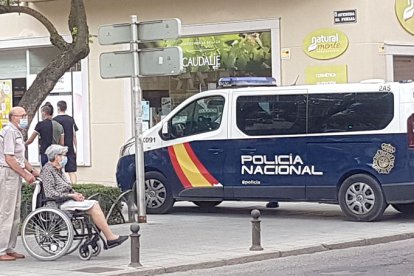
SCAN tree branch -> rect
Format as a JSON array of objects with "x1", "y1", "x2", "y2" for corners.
[
  {"x1": 19, "y1": 51, "x2": 77, "y2": 118},
  {"x1": 0, "y1": 5, "x2": 69, "y2": 51},
  {"x1": 68, "y1": 0, "x2": 89, "y2": 54}
]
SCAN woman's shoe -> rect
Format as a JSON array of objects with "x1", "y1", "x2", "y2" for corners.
[{"x1": 106, "y1": 235, "x2": 128, "y2": 249}]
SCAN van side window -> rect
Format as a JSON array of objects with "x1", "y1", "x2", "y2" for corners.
[
  {"x1": 168, "y1": 96, "x2": 225, "y2": 139},
  {"x1": 236, "y1": 95, "x2": 307, "y2": 135},
  {"x1": 308, "y1": 92, "x2": 394, "y2": 133},
  {"x1": 237, "y1": 92, "x2": 394, "y2": 136}
]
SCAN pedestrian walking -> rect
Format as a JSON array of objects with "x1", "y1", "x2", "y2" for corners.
[
  {"x1": 26, "y1": 103, "x2": 64, "y2": 166},
  {"x1": 0, "y1": 107, "x2": 39, "y2": 261},
  {"x1": 54, "y1": 100, "x2": 78, "y2": 183}
]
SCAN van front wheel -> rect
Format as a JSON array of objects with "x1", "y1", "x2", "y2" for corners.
[
  {"x1": 338, "y1": 174, "x2": 387, "y2": 221},
  {"x1": 130, "y1": 172, "x2": 174, "y2": 214},
  {"x1": 145, "y1": 172, "x2": 174, "y2": 214}
]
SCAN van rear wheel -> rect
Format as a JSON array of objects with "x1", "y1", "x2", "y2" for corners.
[
  {"x1": 392, "y1": 203, "x2": 414, "y2": 214},
  {"x1": 338, "y1": 174, "x2": 387, "y2": 221}
]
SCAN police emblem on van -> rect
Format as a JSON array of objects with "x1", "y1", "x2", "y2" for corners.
[{"x1": 372, "y1": 143, "x2": 396, "y2": 174}]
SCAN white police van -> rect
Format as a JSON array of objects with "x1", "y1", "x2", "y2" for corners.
[{"x1": 116, "y1": 77, "x2": 414, "y2": 221}]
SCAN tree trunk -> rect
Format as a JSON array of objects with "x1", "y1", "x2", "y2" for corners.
[{"x1": 0, "y1": 0, "x2": 90, "y2": 127}]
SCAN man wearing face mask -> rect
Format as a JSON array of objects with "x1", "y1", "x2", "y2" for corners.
[{"x1": 0, "y1": 107, "x2": 39, "y2": 261}]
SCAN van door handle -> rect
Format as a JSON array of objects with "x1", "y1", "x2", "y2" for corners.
[
  {"x1": 208, "y1": 148, "x2": 223, "y2": 155},
  {"x1": 241, "y1": 148, "x2": 257, "y2": 153}
]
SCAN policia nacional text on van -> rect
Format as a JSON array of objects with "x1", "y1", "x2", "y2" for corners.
[{"x1": 116, "y1": 77, "x2": 414, "y2": 221}]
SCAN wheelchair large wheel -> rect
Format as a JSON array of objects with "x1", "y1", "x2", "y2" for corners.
[{"x1": 21, "y1": 208, "x2": 74, "y2": 261}]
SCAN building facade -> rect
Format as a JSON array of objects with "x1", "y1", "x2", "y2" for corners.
[{"x1": 0, "y1": 0, "x2": 412, "y2": 185}]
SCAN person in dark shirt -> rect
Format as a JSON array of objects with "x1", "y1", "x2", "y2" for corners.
[
  {"x1": 26, "y1": 103, "x2": 64, "y2": 166},
  {"x1": 54, "y1": 100, "x2": 79, "y2": 184}
]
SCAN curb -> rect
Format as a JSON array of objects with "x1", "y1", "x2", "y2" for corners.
[{"x1": 108, "y1": 232, "x2": 414, "y2": 276}]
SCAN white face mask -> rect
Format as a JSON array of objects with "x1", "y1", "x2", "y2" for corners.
[
  {"x1": 18, "y1": 118, "x2": 29, "y2": 129},
  {"x1": 59, "y1": 156, "x2": 68, "y2": 168}
]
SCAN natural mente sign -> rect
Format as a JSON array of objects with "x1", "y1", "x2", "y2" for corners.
[
  {"x1": 303, "y1": 28, "x2": 349, "y2": 60},
  {"x1": 145, "y1": 32, "x2": 272, "y2": 74},
  {"x1": 395, "y1": 0, "x2": 414, "y2": 35},
  {"x1": 305, "y1": 65, "x2": 348, "y2": 85}
]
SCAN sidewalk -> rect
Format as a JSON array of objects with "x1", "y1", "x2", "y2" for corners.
[{"x1": 2, "y1": 202, "x2": 414, "y2": 276}]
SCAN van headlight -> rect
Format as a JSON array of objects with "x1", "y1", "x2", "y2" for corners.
[{"x1": 119, "y1": 139, "x2": 135, "y2": 158}]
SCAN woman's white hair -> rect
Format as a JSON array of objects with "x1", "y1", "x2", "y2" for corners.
[{"x1": 45, "y1": 144, "x2": 68, "y2": 161}]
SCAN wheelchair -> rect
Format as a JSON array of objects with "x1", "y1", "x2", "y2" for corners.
[{"x1": 21, "y1": 180, "x2": 107, "y2": 261}]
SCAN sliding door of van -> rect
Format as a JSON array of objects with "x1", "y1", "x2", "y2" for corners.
[{"x1": 229, "y1": 92, "x2": 308, "y2": 200}]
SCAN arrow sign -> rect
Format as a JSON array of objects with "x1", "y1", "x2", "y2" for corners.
[
  {"x1": 98, "y1": 19, "x2": 181, "y2": 45},
  {"x1": 100, "y1": 47, "x2": 183, "y2": 78}
]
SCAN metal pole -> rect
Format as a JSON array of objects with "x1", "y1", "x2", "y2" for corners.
[{"x1": 131, "y1": 15, "x2": 147, "y2": 223}]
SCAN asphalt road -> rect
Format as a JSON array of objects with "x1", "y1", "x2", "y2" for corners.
[{"x1": 165, "y1": 238, "x2": 414, "y2": 276}]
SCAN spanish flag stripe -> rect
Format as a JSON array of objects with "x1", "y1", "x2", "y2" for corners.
[
  {"x1": 183, "y1": 142, "x2": 218, "y2": 185},
  {"x1": 168, "y1": 146, "x2": 192, "y2": 189},
  {"x1": 173, "y1": 144, "x2": 211, "y2": 187}
]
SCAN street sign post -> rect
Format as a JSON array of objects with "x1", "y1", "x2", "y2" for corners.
[{"x1": 98, "y1": 16, "x2": 182, "y2": 223}]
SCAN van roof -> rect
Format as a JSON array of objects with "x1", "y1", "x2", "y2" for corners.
[{"x1": 204, "y1": 80, "x2": 414, "y2": 96}]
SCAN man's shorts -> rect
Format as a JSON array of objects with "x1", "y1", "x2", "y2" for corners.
[{"x1": 65, "y1": 152, "x2": 77, "y2": 173}]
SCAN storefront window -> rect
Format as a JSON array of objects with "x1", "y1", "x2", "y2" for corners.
[
  {"x1": 141, "y1": 31, "x2": 272, "y2": 126},
  {"x1": 0, "y1": 45, "x2": 90, "y2": 166}
]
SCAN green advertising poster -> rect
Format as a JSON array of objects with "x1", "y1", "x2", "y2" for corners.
[
  {"x1": 144, "y1": 32, "x2": 272, "y2": 75},
  {"x1": 305, "y1": 65, "x2": 348, "y2": 84}
]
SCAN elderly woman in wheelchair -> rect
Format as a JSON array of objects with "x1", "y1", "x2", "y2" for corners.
[{"x1": 21, "y1": 145, "x2": 127, "y2": 261}]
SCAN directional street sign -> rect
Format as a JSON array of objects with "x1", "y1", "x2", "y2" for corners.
[
  {"x1": 139, "y1": 47, "x2": 183, "y2": 76},
  {"x1": 137, "y1": 19, "x2": 181, "y2": 42},
  {"x1": 100, "y1": 51, "x2": 133, "y2": 79},
  {"x1": 98, "y1": 23, "x2": 131, "y2": 45},
  {"x1": 98, "y1": 19, "x2": 181, "y2": 45},
  {"x1": 100, "y1": 47, "x2": 183, "y2": 79}
]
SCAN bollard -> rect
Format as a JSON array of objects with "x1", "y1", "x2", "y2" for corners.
[
  {"x1": 250, "y1": 209, "x2": 263, "y2": 251},
  {"x1": 129, "y1": 223, "x2": 142, "y2": 267}
]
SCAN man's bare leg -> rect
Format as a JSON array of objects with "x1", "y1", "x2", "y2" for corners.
[{"x1": 69, "y1": 172, "x2": 77, "y2": 184}]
